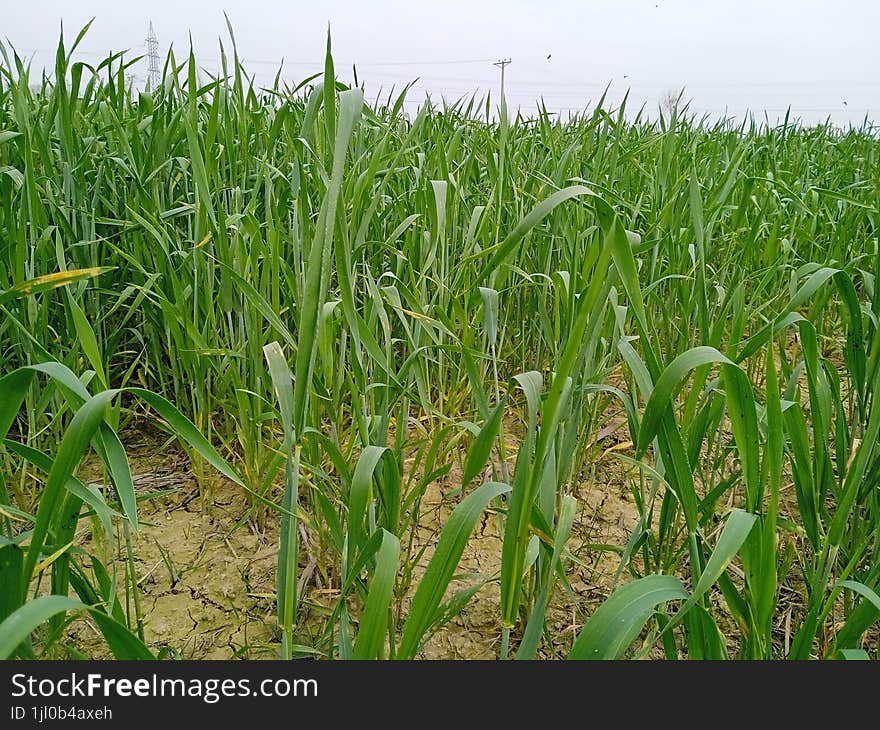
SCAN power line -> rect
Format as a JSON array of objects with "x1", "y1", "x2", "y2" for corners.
[
  {"x1": 353, "y1": 57, "x2": 497, "y2": 67},
  {"x1": 5, "y1": 41, "x2": 874, "y2": 120},
  {"x1": 238, "y1": 56, "x2": 498, "y2": 67},
  {"x1": 9, "y1": 44, "x2": 880, "y2": 90}
]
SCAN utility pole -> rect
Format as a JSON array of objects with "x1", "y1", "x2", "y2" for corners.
[
  {"x1": 493, "y1": 57, "x2": 512, "y2": 103},
  {"x1": 145, "y1": 22, "x2": 161, "y2": 90}
]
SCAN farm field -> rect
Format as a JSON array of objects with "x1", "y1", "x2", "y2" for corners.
[{"x1": 1, "y1": 29, "x2": 879, "y2": 660}]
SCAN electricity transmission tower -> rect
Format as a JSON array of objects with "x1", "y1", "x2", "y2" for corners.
[{"x1": 145, "y1": 22, "x2": 161, "y2": 89}]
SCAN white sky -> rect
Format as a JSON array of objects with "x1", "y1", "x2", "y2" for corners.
[{"x1": 4, "y1": 0, "x2": 878, "y2": 125}]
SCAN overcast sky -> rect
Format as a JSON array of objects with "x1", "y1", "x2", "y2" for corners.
[{"x1": 4, "y1": 0, "x2": 878, "y2": 125}]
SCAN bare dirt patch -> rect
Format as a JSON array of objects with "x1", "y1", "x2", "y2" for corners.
[
  {"x1": 70, "y1": 434, "x2": 279, "y2": 659},
  {"x1": 66, "y1": 426, "x2": 644, "y2": 660}
]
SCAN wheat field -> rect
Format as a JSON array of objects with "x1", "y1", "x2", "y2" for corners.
[{"x1": 1, "y1": 25, "x2": 879, "y2": 660}]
